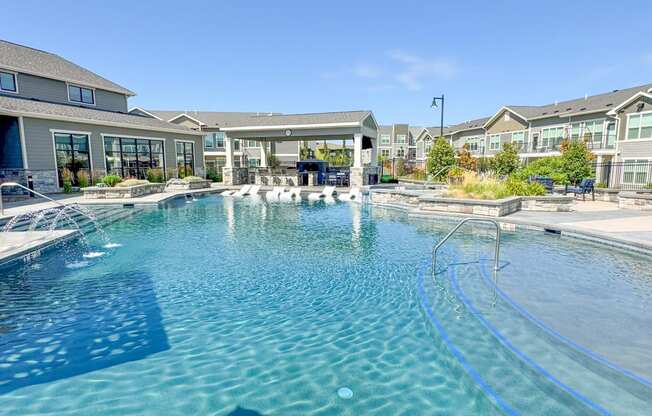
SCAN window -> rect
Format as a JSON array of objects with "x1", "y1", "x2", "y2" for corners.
[
  {"x1": 583, "y1": 120, "x2": 604, "y2": 145},
  {"x1": 570, "y1": 123, "x2": 581, "y2": 140},
  {"x1": 489, "y1": 134, "x2": 501, "y2": 151},
  {"x1": 54, "y1": 133, "x2": 90, "y2": 187},
  {"x1": 176, "y1": 141, "x2": 195, "y2": 177},
  {"x1": 627, "y1": 113, "x2": 652, "y2": 140},
  {"x1": 466, "y1": 139, "x2": 479, "y2": 151},
  {"x1": 0, "y1": 71, "x2": 17, "y2": 93},
  {"x1": 214, "y1": 132, "x2": 225, "y2": 148},
  {"x1": 248, "y1": 158, "x2": 260, "y2": 167},
  {"x1": 380, "y1": 134, "x2": 391, "y2": 145},
  {"x1": 204, "y1": 134, "x2": 215, "y2": 149},
  {"x1": 396, "y1": 148, "x2": 405, "y2": 158},
  {"x1": 233, "y1": 139, "x2": 240, "y2": 151},
  {"x1": 68, "y1": 84, "x2": 95, "y2": 104},
  {"x1": 408, "y1": 148, "x2": 416, "y2": 159},
  {"x1": 511, "y1": 131, "x2": 525, "y2": 151},
  {"x1": 622, "y1": 160, "x2": 650, "y2": 185},
  {"x1": 104, "y1": 136, "x2": 165, "y2": 179},
  {"x1": 245, "y1": 140, "x2": 258, "y2": 148},
  {"x1": 541, "y1": 127, "x2": 565, "y2": 149},
  {"x1": 380, "y1": 148, "x2": 391, "y2": 158},
  {"x1": 606, "y1": 122, "x2": 616, "y2": 148},
  {"x1": 395, "y1": 134, "x2": 407, "y2": 144}
]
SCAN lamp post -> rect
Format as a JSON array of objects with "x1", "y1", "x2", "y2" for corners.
[{"x1": 431, "y1": 94, "x2": 445, "y2": 138}]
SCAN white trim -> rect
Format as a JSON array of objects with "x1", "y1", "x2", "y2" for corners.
[
  {"x1": 273, "y1": 153, "x2": 299, "y2": 157},
  {"x1": 100, "y1": 134, "x2": 167, "y2": 175},
  {"x1": 0, "y1": 107, "x2": 204, "y2": 136},
  {"x1": 620, "y1": 157, "x2": 652, "y2": 186},
  {"x1": 50, "y1": 130, "x2": 94, "y2": 189},
  {"x1": 624, "y1": 110, "x2": 652, "y2": 141},
  {"x1": 17, "y1": 116, "x2": 28, "y2": 168},
  {"x1": 220, "y1": 121, "x2": 361, "y2": 132},
  {"x1": 0, "y1": 63, "x2": 135, "y2": 96},
  {"x1": 66, "y1": 82, "x2": 96, "y2": 106},
  {"x1": 128, "y1": 107, "x2": 163, "y2": 120},
  {"x1": 168, "y1": 113, "x2": 206, "y2": 126},
  {"x1": 0, "y1": 69, "x2": 19, "y2": 94},
  {"x1": 607, "y1": 92, "x2": 652, "y2": 115}
]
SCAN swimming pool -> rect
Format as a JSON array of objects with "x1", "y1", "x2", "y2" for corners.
[{"x1": 0, "y1": 196, "x2": 650, "y2": 415}]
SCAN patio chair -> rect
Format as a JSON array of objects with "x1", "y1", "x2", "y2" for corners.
[
  {"x1": 529, "y1": 176, "x2": 554, "y2": 193},
  {"x1": 567, "y1": 178, "x2": 595, "y2": 201},
  {"x1": 222, "y1": 184, "x2": 250, "y2": 197},
  {"x1": 265, "y1": 186, "x2": 285, "y2": 201},
  {"x1": 308, "y1": 186, "x2": 336, "y2": 201},
  {"x1": 338, "y1": 187, "x2": 362, "y2": 202},
  {"x1": 279, "y1": 187, "x2": 302, "y2": 202}
]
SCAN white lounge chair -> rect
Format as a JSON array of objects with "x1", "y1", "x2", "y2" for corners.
[
  {"x1": 338, "y1": 187, "x2": 362, "y2": 202},
  {"x1": 243, "y1": 185, "x2": 260, "y2": 196},
  {"x1": 265, "y1": 186, "x2": 285, "y2": 201},
  {"x1": 222, "y1": 185, "x2": 250, "y2": 197},
  {"x1": 308, "y1": 186, "x2": 336, "y2": 201},
  {"x1": 279, "y1": 187, "x2": 302, "y2": 202}
]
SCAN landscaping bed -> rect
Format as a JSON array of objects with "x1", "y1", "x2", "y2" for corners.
[
  {"x1": 82, "y1": 183, "x2": 165, "y2": 199},
  {"x1": 166, "y1": 178, "x2": 212, "y2": 190}
]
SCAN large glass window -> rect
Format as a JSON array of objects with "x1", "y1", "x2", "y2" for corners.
[
  {"x1": 68, "y1": 84, "x2": 95, "y2": 104},
  {"x1": 104, "y1": 136, "x2": 165, "y2": 179},
  {"x1": 380, "y1": 134, "x2": 391, "y2": 145},
  {"x1": 54, "y1": 133, "x2": 90, "y2": 187},
  {"x1": 176, "y1": 141, "x2": 194, "y2": 177},
  {"x1": 623, "y1": 160, "x2": 650, "y2": 185},
  {"x1": 380, "y1": 148, "x2": 391, "y2": 158},
  {"x1": 0, "y1": 71, "x2": 17, "y2": 92},
  {"x1": 583, "y1": 120, "x2": 604, "y2": 146},
  {"x1": 541, "y1": 127, "x2": 565, "y2": 149},
  {"x1": 395, "y1": 134, "x2": 407, "y2": 144},
  {"x1": 627, "y1": 113, "x2": 652, "y2": 140},
  {"x1": 489, "y1": 134, "x2": 500, "y2": 151}
]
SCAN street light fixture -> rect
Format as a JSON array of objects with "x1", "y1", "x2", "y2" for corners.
[{"x1": 431, "y1": 94, "x2": 445, "y2": 138}]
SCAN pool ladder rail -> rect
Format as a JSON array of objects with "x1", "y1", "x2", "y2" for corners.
[{"x1": 432, "y1": 218, "x2": 502, "y2": 276}]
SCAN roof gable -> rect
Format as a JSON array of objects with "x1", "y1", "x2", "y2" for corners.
[
  {"x1": 0, "y1": 40, "x2": 135, "y2": 96},
  {"x1": 608, "y1": 92, "x2": 652, "y2": 115}
]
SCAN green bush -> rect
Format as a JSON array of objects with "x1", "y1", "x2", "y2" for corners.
[
  {"x1": 560, "y1": 140, "x2": 594, "y2": 185},
  {"x1": 505, "y1": 177, "x2": 546, "y2": 196},
  {"x1": 491, "y1": 143, "x2": 520, "y2": 176},
  {"x1": 101, "y1": 174, "x2": 123, "y2": 187},
  {"x1": 146, "y1": 168, "x2": 164, "y2": 183},
  {"x1": 426, "y1": 138, "x2": 456, "y2": 180},
  {"x1": 115, "y1": 179, "x2": 149, "y2": 187},
  {"x1": 206, "y1": 169, "x2": 222, "y2": 182},
  {"x1": 181, "y1": 176, "x2": 204, "y2": 183},
  {"x1": 380, "y1": 174, "x2": 398, "y2": 183},
  {"x1": 512, "y1": 156, "x2": 569, "y2": 185},
  {"x1": 77, "y1": 170, "x2": 89, "y2": 188}
]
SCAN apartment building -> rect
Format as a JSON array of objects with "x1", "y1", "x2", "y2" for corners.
[
  {"x1": 0, "y1": 40, "x2": 204, "y2": 193},
  {"x1": 376, "y1": 124, "x2": 421, "y2": 162}
]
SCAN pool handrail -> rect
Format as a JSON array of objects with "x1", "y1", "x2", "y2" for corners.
[
  {"x1": 432, "y1": 218, "x2": 501, "y2": 276},
  {"x1": 0, "y1": 181, "x2": 86, "y2": 217}
]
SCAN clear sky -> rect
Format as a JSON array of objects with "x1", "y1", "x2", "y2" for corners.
[{"x1": 2, "y1": 0, "x2": 651, "y2": 127}]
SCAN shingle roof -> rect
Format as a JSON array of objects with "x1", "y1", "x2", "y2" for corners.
[
  {"x1": 0, "y1": 95, "x2": 201, "y2": 135},
  {"x1": 506, "y1": 83, "x2": 652, "y2": 119},
  {"x1": 0, "y1": 40, "x2": 135, "y2": 96},
  {"x1": 218, "y1": 111, "x2": 373, "y2": 129},
  {"x1": 447, "y1": 117, "x2": 491, "y2": 133},
  {"x1": 144, "y1": 110, "x2": 278, "y2": 126}
]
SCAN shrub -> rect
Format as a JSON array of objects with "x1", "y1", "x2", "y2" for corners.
[
  {"x1": 491, "y1": 143, "x2": 520, "y2": 176},
  {"x1": 206, "y1": 169, "x2": 222, "y2": 182},
  {"x1": 505, "y1": 177, "x2": 545, "y2": 196},
  {"x1": 181, "y1": 175, "x2": 204, "y2": 183},
  {"x1": 512, "y1": 156, "x2": 569, "y2": 185},
  {"x1": 446, "y1": 172, "x2": 545, "y2": 200},
  {"x1": 115, "y1": 179, "x2": 149, "y2": 187},
  {"x1": 426, "y1": 138, "x2": 456, "y2": 180},
  {"x1": 62, "y1": 168, "x2": 73, "y2": 193},
  {"x1": 458, "y1": 144, "x2": 477, "y2": 171},
  {"x1": 77, "y1": 170, "x2": 89, "y2": 188},
  {"x1": 596, "y1": 182, "x2": 607, "y2": 189},
  {"x1": 560, "y1": 140, "x2": 594, "y2": 185},
  {"x1": 380, "y1": 175, "x2": 398, "y2": 184},
  {"x1": 101, "y1": 174, "x2": 123, "y2": 187},
  {"x1": 146, "y1": 168, "x2": 165, "y2": 183}
]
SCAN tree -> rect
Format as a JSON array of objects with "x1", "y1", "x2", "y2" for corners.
[
  {"x1": 315, "y1": 142, "x2": 331, "y2": 162},
  {"x1": 458, "y1": 144, "x2": 477, "y2": 171},
  {"x1": 426, "y1": 138, "x2": 456, "y2": 180},
  {"x1": 491, "y1": 142, "x2": 520, "y2": 176},
  {"x1": 299, "y1": 141, "x2": 311, "y2": 160},
  {"x1": 560, "y1": 140, "x2": 594, "y2": 185}
]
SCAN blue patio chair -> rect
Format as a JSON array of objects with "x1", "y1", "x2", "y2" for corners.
[
  {"x1": 529, "y1": 175, "x2": 554, "y2": 193},
  {"x1": 566, "y1": 178, "x2": 595, "y2": 201}
]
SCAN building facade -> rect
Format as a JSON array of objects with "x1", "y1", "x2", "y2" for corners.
[{"x1": 0, "y1": 40, "x2": 204, "y2": 194}]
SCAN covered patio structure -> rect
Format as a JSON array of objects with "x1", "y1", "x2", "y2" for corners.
[{"x1": 219, "y1": 111, "x2": 379, "y2": 187}]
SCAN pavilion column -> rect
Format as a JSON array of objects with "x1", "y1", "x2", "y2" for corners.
[
  {"x1": 223, "y1": 135, "x2": 244, "y2": 185},
  {"x1": 224, "y1": 135, "x2": 235, "y2": 168},
  {"x1": 353, "y1": 133, "x2": 363, "y2": 168},
  {"x1": 259, "y1": 141, "x2": 268, "y2": 168},
  {"x1": 369, "y1": 137, "x2": 378, "y2": 167}
]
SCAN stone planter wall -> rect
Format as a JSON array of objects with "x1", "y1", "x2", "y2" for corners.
[
  {"x1": 82, "y1": 183, "x2": 165, "y2": 199},
  {"x1": 594, "y1": 188, "x2": 620, "y2": 202},
  {"x1": 166, "y1": 180, "x2": 211, "y2": 191},
  {"x1": 618, "y1": 191, "x2": 652, "y2": 210},
  {"x1": 520, "y1": 196, "x2": 574, "y2": 212},
  {"x1": 370, "y1": 189, "x2": 424, "y2": 206},
  {"x1": 418, "y1": 196, "x2": 522, "y2": 217}
]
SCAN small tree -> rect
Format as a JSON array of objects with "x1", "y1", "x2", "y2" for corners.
[
  {"x1": 491, "y1": 142, "x2": 520, "y2": 176},
  {"x1": 426, "y1": 138, "x2": 456, "y2": 181},
  {"x1": 300, "y1": 141, "x2": 311, "y2": 160},
  {"x1": 315, "y1": 142, "x2": 330, "y2": 162},
  {"x1": 458, "y1": 144, "x2": 477, "y2": 171},
  {"x1": 560, "y1": 140, "x2": 594, "y2": 185}
]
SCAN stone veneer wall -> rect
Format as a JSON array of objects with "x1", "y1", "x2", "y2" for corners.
[
  {"x1": 594, "y1": 188, "x2": 620, "y2": 202},
  {"x1": 0, "y1": 169, "x2": 59, "y2": 196},
  {"x1": 418, "y1": 196, "x2": 522, "y2": 217},
  {"x1": 618, "y1": 192, "x2": 652, "y2": 210},
  {"x1": 520, "y1": 196, "x2": 574, "y2": 212},
  {"x1": 166, "y1": 180, "x2": 212, "y2": 191},
  {"x1": 222, "y1": 168, "x2": 249, "y2": 185},
  {"x1": 82, "y1": 183, "x2": 165, "y2": 199}
]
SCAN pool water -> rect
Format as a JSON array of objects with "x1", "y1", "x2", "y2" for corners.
[{"x1": 0, "y1": 196, "x2": 651, "y2": 415}]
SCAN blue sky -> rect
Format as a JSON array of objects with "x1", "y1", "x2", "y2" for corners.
[{"x1": 2, "y1": 0, "x2": 652, "y2": 126}]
